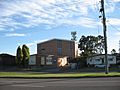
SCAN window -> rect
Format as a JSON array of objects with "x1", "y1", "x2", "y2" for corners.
[
  {"x1": 46, "y1": 56, "x2": 52, "y2": 65},
  {"x1": 57, "y1": 48, "x2": 62, "y2": 56},
  {"x1": 95, "y1": 59, "x2": 100, "y2": 62},
  {"x1": 57, "y1": 40, "x2": 62, "y2": 48},
  {"x1": 41, "y1": 57, "x2": 45, "y2": 65},
  {"x1": 108, "y1": 58, "x2": 113, "y2": 61},
  {"x1": 38, "y1": 45, "x2": 41, "y2": 53},
  {"x1": 101, "y1": 58, "x2": 104, "y2": 64}
]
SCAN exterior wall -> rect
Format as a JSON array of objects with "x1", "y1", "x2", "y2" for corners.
[
  {"x1": 37, "y1": 39, "x2": 76, "y2": 66},
  {"x1": 0, "y1": 54, "x2": 16, "y2": 66},
  {"x1": 87, "y1": 54, "x2": 116, "y2": 66},
  {"x1": 75, "y1": 42, "x2": 80, "y2": 57},
  {"x1": 29, "y1": 54, "x2": 36, "y2": 65}
]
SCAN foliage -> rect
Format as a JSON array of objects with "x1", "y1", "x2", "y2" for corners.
[
  {"x1": 16, "y1": 45, "x2": 30, "y2": 68},
  {"x1": 16, "y1": 46, "x2": 23, "y2": 66},
  {"x1": 78, "y1": 35, "x2": 104, "y2": 65},
  {"x1": 22, "y1": 44, "x2": 30, "y2": 68},
  {"x1": 95, "y1": 35, "x2": 104, "y2": 54},
  {"x1": 78, "y1": 35, "x2": 104, "y2": 56},
  {"x1": 111, "y1": 49, "x2": 116, "y2": 54},
  {"x1": 71, "y1": 31, "x2": 77, "y2": 41}
]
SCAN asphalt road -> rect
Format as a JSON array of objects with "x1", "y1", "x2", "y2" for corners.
[{"x1": 0, "y1": 77, "x2": 120, "y2": 90}]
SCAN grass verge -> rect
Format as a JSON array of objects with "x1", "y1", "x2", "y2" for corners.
[{"x1": 0, "y1": 72, "x2": 120, "y2": 78}]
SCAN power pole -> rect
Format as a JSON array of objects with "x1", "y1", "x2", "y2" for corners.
[
  {"x1": 119, "y1": 40, "x2": 120, "y2": 53},
  {"x1": 100, "y1": 0, "x2": 109, "y2": 74}
]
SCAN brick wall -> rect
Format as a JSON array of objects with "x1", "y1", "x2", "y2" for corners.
[{"x1": 37, "y1": 39, "x2": 76, "y2": 66}]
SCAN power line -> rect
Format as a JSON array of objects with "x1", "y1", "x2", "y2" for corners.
[{"x1": 108, "y1": 22, "x2": 120, "y2": 32}]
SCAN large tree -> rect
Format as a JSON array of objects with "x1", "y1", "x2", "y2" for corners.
[
  {"x1": 95, "y1": 35, "x2": 104, "y2": 54},
  {"x1": 78, "y1": 35, "x2": 104, "y2": 58},
  {"x1": 22, "y1": 44, "x2": 30, "y2": 68},
  {"x1": 16, "y1": 46, "x2": 23, "y2": 67}
]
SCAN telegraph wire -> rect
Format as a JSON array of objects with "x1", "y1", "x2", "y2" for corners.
[{"x1": 108, "y1": 22, "x2": 120, "y2": 32}]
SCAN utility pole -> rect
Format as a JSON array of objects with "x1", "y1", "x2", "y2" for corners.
[{"x1": 100, "y1": 0, "x2": 109, "y2": 74}]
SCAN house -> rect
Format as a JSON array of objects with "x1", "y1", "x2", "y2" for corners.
[
  {"x1": 0, "y1": 53, "x2": 16, "y2": 67},
  {"x1": 29, "y1": 54, "x2": 37, "y2": 66},
  {"x1": 87, "y1": 54, "x2": 116, "y2": 67},
  {"x1": 114, "y1": 53, "x2": 120, "y2": 65},
  {"x1": 37, "y1": 39, "x2": 80, "y2": 67}
]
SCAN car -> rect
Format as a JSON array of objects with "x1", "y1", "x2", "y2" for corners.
[
  {"x1": 95, "y1": 64, "x2": 110, "y2": 68},
  {"x1": 95, "y1": 64, "x2": 105, "y2": 68}
]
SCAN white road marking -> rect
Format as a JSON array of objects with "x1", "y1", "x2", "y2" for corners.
[{"x1": 11, "y1": 84, "x2": 45, "y2": 88}]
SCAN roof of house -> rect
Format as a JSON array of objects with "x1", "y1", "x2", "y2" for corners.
[
  {"x1": 37, "y1": 38, "x2": 75, "y2": 45},
  {"x1": 0, "y1": 53, "x2": 15, "y2": 57},
  {"x1": 88, "y1": 54, "x2": 116, "y2": 58},
  {"x1": 30, "y1": 54, "x2": 37, "y2": 56}
]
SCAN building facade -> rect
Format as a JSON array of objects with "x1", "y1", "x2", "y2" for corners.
[
  {"x1": 37, "y1": 39, "x2": 79, "y2": 66},
  {"x1": 29, "y1": 54, "x2": 37, "y2": 66},
  {"x1": 0, "y1": 54, "x2": 16, "y2": 67},
  {"x1": 87, "y1": 54, "x2": 116, "y2": 67}
]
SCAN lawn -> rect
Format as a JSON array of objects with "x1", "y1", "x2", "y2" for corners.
[{"x1": 0, "y1": 72, "x2": 120, "y2": 78}]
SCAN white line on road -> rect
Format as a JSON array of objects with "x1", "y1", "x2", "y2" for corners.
[{"x1": 11, "y1": 84, "x2": 45, "y2": 88}]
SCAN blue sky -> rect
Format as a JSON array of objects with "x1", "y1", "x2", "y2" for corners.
[{"x1": 0, "y1": 0, "x2": 120, "y2": 55}]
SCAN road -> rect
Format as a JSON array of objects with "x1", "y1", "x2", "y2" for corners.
[{"x1": 0, "y1": 77, "x2": 120, "y2": 90}]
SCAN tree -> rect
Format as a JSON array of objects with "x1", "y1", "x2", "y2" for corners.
[
  {"x1": 71, "y1": 31, "x2": 77, "y2": 41},
  {"x1": 95, "y1": 35, "x2": 104, "y2": 54},
  {"x1": 78, "y1": 35, "x2": 105, "y2": 62},
  {"x1": 78, "y1": 35, "x2": 105, "y2": 67},
  {"x1": 22, "y1": 44, "x2": 30, "y2": 68},
  {"x1": 16, "y1": 46, "x2": 23, "y2": 67},
  {"x1": 111, "y1": 49, "x2": 116, "y2": 54}
]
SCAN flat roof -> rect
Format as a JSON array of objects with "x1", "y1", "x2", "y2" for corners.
[{"x1": 88, "y1": 54, "x2": 116, "y2": 58}]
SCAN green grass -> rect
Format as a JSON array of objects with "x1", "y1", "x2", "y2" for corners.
[{"x1": 0, "y1": 72, "x2": 120, "y2": 78}]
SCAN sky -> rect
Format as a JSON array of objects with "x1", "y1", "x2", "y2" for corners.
[{"x1": 0, "y1": 0, "x2": 120, "y2": 55}]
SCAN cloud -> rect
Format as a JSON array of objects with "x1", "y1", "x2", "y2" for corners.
[
  {"x1": 58, "y1": 17, "x2": 100, "y2": 28},
  {"x1": 5, "y1": 33, "x2": 26, "y2": 37},
  {"x1": 25, "y1": 39, "x2": 50, "y2": 48},
  {"x1": 115, "y1": 32, "x2": 120, "y2": 35},
  {"x1": 0, "y1": 0, "x2": 119, "y2": 32},
  {"x1": 25, "y1": 39, "x2": 51, "y2": 54},
  {"x1": 0, "y1": 0, "x2": 98, "y2": 30},
  {"x1": 108, "y1": 18, "x2": 120, "y2": 26},
  {"x1": 113, "y1": 0, "x2": 120, "y2": 3},
  {"x1": 26, "y1": 43, "x2": 35, "y2": 47}
]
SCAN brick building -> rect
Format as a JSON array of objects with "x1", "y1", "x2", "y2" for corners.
[{"x1": 37, "y1": 39, "x2": 79, "y2": 66}]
